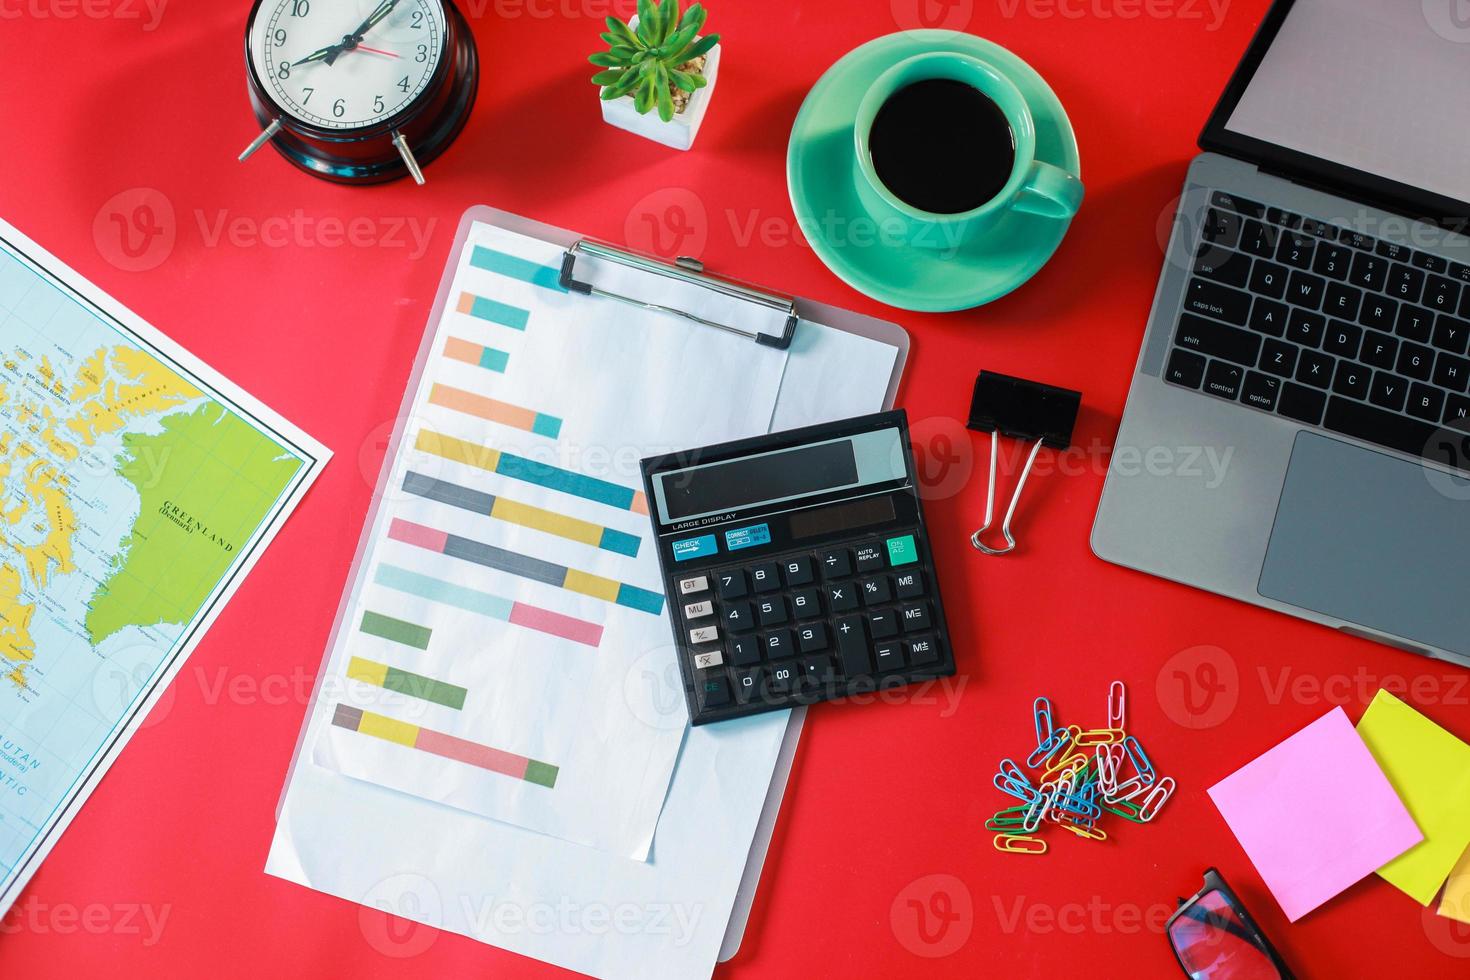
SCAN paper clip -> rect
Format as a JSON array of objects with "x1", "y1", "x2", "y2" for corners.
[
  {"x1": 1102, "y1": 799, "x2": 1147, "y2": 823},
  {"x1": 1073, "y1": 728, "x2": 1126, "y2": 748},
  {"x1": 1139, "y1": 776, "x2": 1176, "y2": 822},
  {"x1": 1064, "y1": 822, "x2": 1108, "y2": 842},
  {"x1": 1023, "y1": 786, "x2": 1054, "y2": 832},
  {"x1": 995, "y1": 759, "x2": 1039, "y2": 803},
  {"x1": 1123, "y1": 736, "x2": 1156, "y2": 783},
  {"x1": 1033, "y1": 696, "x2": 1055, "y2": 746},
  {"x1": 986, "y1": 805, "x2": 1030, "y2": 832},
  {"x1": 994, "y1": 834, "x2": 1048, "y2": 855},
  {"x1": 967, "y1": 371, "x2": 1082, "y2": 556},
  {"x1": 1094, "y1": 745, "x2": 1121, "y2": 794},
  {"x1": 1026, "y1": 727, "x2": 1071, "y2": 769},
  {"x1": 1107, "y1": 680, "x2": 1126, "y2": 730}
]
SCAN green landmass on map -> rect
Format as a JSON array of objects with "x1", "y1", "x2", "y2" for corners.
[{"x1": 83, "y1": 400, "x2": 301, "y2": 647}]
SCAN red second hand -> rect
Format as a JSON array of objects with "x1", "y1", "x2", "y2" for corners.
[{"x1": 356, "y1": 45, "x2": 400, "y2": 58}]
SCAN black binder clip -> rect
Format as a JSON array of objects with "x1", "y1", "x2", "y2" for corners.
[{"x1": 966, "y1": 371, "x2": 1082, "y2": 556}]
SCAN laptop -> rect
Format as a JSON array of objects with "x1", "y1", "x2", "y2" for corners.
[{"x1": 1093, "y1": 0, "x2": 1470, "y2": 667}]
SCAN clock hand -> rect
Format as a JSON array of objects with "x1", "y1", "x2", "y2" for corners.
[
  {"x1": 291, "y1": 44, "x2": 337, "y2": 67},
  {"x1": 323, "y1": 0, "x2": 400, "y2": 66}
]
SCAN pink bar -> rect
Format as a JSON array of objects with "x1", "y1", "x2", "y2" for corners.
[
  {"x1": 388, "y1": 517, "x2": 449, "y2": 553},
  {"x1": 509, "y1": 602, "x2": 604, "y2": 647},
  {"x1": 414, "y1": 728, "x2": 530, "y2": 779}
]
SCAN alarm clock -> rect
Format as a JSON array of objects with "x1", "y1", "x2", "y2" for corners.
[{"x1": 239, "y1": 0, "x2": 478, "y2": 184}]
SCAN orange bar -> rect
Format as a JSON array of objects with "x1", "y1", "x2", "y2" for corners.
[
  {"x1": 429, "y1": 383, "x2": 538, "y2": 432},
  {"x1": 443, "y1": 336, "x2": 483, "y2": 366}
]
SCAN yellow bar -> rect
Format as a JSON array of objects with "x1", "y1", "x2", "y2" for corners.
[
  {"x1": 346, "y1": 656, "x2": 389, "y2": 688},
  {"x1": 491, "y1": 497, "x2": 603, "y2": 547},
  {"x1": 563, "y1": 568, "x2": 620, "y2": 602},
  {"x1": 358, "y1": 709, "x2": 420, "y2": 748},
  {"x1": 416, "y1": 429, "x2": 500, "y2": 472}
]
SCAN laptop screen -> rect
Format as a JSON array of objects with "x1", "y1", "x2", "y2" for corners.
[{"x1": 1217, "y1": 0, "x2": 1470, "y2": 214}]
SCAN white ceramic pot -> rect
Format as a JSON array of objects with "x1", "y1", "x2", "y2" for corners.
[{"x1": 598, "y1": 25, "x2": 720, "y2": 151}]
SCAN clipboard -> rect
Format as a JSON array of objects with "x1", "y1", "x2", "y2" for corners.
[{"x1": 273, "y1": 204, "x2": 908, "y2": 971}]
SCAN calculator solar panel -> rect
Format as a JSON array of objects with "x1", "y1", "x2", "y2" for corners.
[{"x1": 641, "y1": 410, "x2": 957, "y2": 725}]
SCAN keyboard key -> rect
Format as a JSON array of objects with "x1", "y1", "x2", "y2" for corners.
[
  {"x1": 1185, "y1": 279, "x2": 1252, "y2": 325},
  {"x1": 1300, "y1": 218, "x2": 1335, "y2": 238},
  {"x1": 819, "y1": 548, "x2": 852, "y2": 578},
  {"x1": 1350, "y1": 251, "x2": 1388, "y2": 291},
  {"x1": 1332, "y1": 361, "x2": 1371, "y2": 400},
  {"x1": 1204, "y1": 360, "x2": 1245, "y2": 400},
  {"x1": 689, "y1": 625, "x2": 720, "y2": 645},
  {"x1": 1276, "y1": 232, "x2": 1315, "y2": 269},
  {"x1": 1323, "y1": 282, "x2": 1362, "y2": 319},
  {"x1": 1396, "y1": 306, "x2": 1435, "y2": 343},
  {"x1": 1211, "y1": 191, "x2": 1264, "y2": 217},
  {"x1": 1359, "y1": 295, "x2": 1397, "y2": 332},
  {"x1": 692, "y1": 649, "x2": 724, "y2": 670},
  {"x1": 677, "y1": 575, "x2": 709, "y2": 596},
  {"x1": 1397, "y1": 342, "x2": 1434, "y2": 381},
  {"x1": 853, "y1": 543, "x2": 886, "y2": 573},
  {"x1": 1376, "y1": 241, "x2": 1411, "y2": 263},
  {"x1": 729, "y1": 635, "x2": 762, "y2": 667},
  {"x1": 716, "y1": 569, "x2": 747, "y2": 599},
  {"x1": 1313, "y1": 242, "x2": 1352, "y2": 280},
  {"x1": 826, "y1": 581, "x2": 859, "y2": 612},
  {"x1": 908, "y1": 636, "x2": 941, "y2": 668},
  {"x1": 797, "y1": 656, "x2": 834, "y2": 689},
  {"x1": 861, "y1": 576, "x2": 892, "y2": 605},
  {"x1": 894, "y1": 569, "x2": 924, "y2": 599},
  {"x1": 1369, "y1": 372, "x2": 1410, "y2": 412},
  {"x1": 1260, "y1": 339, "x2": 1298, "y2": 377},
  {"x1": 1266, "y1": 207, "x2": 1301, "y2": 228},
  {"x1": 834, "y1": 616, "x2": 869, "y2": 675},
  {"x1": 1340, "y1": 229, "x2": 1377, "y2": 251},
  {"x1": 1278, "y1": 383, "x2": 1327, "y2": 425},
  {"x1": 797, "y1": 623, "x2": 828, "y2": 654},
  {"x1": 765, "y1": 629, "x2": 795, "y2": 659},
  {"x1": 1201, "y1": 208, "x2": 1243, "y2": 248},
  {"x1": 1175, "y1": 313, "x2": 1262, "y2": 365},
  {"x1": 868, "y1": 610, "x2": 899, "y2": 640},
  {"x1": 1249, "y1": 298, "x2": 1288, "y2": 336},
  {"x1": 1241, "y1": 371, "x2": 1281, "y2": 411},
  {"x1": 1434, "y1": 353, "x2": 1470, "y2": 393},
  {"x1": 886, "y1": 534, "x2": 919, "y2": 566},
  {"x1": 750, "y1": 562, "x2": 780, "y2": 592},
  {"x1": 1166, "y1": 348, "x2": 1207, "y2": 388},
  {"x1": 1412, "y1": 251, "x2": 1450, "y2": 274},
  {"x1": 756, "y1": 596, "x2": 788, "y2": 627},
  {"x1": 1407, "y1": 384, "x2": 1446, "y2": 422},
  {"x1": 1239, "y1": 219, "x2": 1278, "y2": 257},
  {"x1": 1324, "y1": 320, "x2": 1362, "y2": 359},
  {"x1": 1387, "y1": 263, "x2": 1424, "y2": 303},
  {"x1": 782, "y1": 555, "x2": 814, "y2": 586},
  {"x1": 1434, "y1": 317, "x2": 1469, "y2": 355},
  {"x1": 873, "y1": 642, "x2": 905, "y2": 672},
  {"x1": 1326, "y1": 397, "x2": 1455, "y2": 467},
  {"x1": 1286, "y1": 310, "x2": 1326, "y2": 347},
  {"x1": 1295, "y1": 350, "x2": 1334, "y2": 388},
  {"x1": 1248, "y1": 261, "x2": 1289, "y2": 299},
  {"x1": 1361, "y1": 332, "x2": 1399, "y2": 369},
  {"x1": 724, "y1": 601, "x2": 755, "y2": 632},
  {"x1": 790, "y1": 587, "x2": 821, "y2": 619},
  {"x1": 698, "y1": 675, "x2": 731, "y2": 709},
  {"x1": 900, "y1": 603, "x2": 932, "y2": 633},
  {"x1": 733, "y1": 667, "x2": 763, "y2": 703},
  {"x1": 1447, "y1": 395, "x2": 1470, "y2": 430},
  {"x1": 1424, "y1": 275, "x2": 1460, "y2": 313},
  {"x1": 684, "y1": 599, "x2": 714, "y2": 620},
  {"x1": 767, "y1": 662, "x2": 796, "y2": 695},
  {"x1": 1452, "y1": 262, "x2": 1470, "y2": 285},
  {"x1": 1286, "y1": 270, "x2": 1325, "y2": 309},
  {"x1": 1194, "y1": 246, "x2": 1250, "y2": 286}
]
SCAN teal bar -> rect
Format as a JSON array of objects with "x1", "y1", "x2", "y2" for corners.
[
  {"x1": 467, "y1": 295, "x2": 529, "y2": 330},
  {"x1": 598, "y1": 526, "x2": 642, "y2": 558},
  {"x1": 479, "y1": 347, "x2": 509, "y2": 372},
  {"x1": 531, "y1": 414, "x2": 562, "y2": 439},
  {"x1": 615, "y1": 583, "x2": 665, "y2": 614},
  {"x1": 494, "y1": 452, "x2": 637, "y2": 510},
  {"x1": 374, "y1": 563, "x2": 514, "y2": 621},
  {"x1": 470, "y1": 246, "x2": 567, "y2": 292}
]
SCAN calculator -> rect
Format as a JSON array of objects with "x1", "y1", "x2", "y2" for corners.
[{"x1": 641, "y1": 410, "x2": 956, "y2": 725}]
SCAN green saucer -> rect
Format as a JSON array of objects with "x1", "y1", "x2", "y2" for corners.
[{"x1": 787, "y1": 31, "x2": 1082, "y2": 312}]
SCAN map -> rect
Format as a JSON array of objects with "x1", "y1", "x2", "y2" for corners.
[{"x1": 0, "y1": 227, "x2": 326, "y2": 911}]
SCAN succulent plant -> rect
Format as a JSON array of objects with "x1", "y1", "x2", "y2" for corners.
[{"x1": 590, "y1": 0, "x2": 720, "y2": 122}]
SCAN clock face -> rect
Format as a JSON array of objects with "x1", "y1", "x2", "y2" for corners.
[{"x1": 248, "y1": 0, "x2": 446, "y2": 130}]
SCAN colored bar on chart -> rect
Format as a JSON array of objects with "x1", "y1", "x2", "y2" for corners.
[
  {"x1": 331, "y1": 704, "x2": 558, "y2": 787},
  {"x1": 455, "y1": 291, "x2": 529, "y2": 330},
  {"x1": 387, "y1": 518, "x2": 665, "y2": 615},
  {"x1": 429, "y1": 383, "x2": 562, "y2": 439},
  {"x1": 360, "y1": 610, "x2": 432, "y2": 649},
  {"x1": 402, "y1": 470, "x2": 641, "y2": 557},
  {"x1": 469, "y1": 245, "x2": 567, "y2": 292},
  {"x1": 373, "y1": 563, "x2": 603, "y2": 647},
  {"x1": 414, "y1": 428, "x2": 648, "y2": 514},
  {"x1": 444, "y1": 336, "x2": 509, "y2": 373},
  {"x1": 347, "y1": 656, "x2": 467, "y2": 710}
]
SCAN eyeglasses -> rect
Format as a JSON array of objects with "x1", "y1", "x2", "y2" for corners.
[{"x1": 1166, "y1": 868, "x2": 1295, "y2": 980}]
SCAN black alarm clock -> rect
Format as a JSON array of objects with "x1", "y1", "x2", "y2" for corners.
[{"x1": 239, "y1": 0, "x2": 478, "y2": 184}]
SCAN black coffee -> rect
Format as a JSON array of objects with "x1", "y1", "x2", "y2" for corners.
[{"x1": 868, "y1": 78, "x2": 1015, "y2": 215}]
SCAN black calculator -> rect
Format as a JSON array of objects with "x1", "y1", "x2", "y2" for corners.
[{"x1": 641, "y1": 410, "x2": 956, "y2": 725}]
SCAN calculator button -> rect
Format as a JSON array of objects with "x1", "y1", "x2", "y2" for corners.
[
  {"x1": 716, "y1": 570, "x2": 748, "y2": 599},
  {"x1": 834, "y1": 615, "x2": 869, "y2": 675},
  {"x1": 765, "y1": 629, "x2": 795, "y2": 658},
  {"x1": 820, "y1": 548, "x2": 852, "y2": 578},
  {"x1": 798, "y1": 656, "x2": 834, "y2": 689},
  {"x1": 900, "y1": 602, "x2": 932, "y2": 633},
  {"x1": 750, "y1": 563, "x2": 781, "y2": 592},
  {"x1": 908, "y1": 636, "x2": 940, "y2": 667},
  {"x1": 677, "y1": 575, "x2": 709, "y2": 595},
  {"x1": 692, "y1": 649, "x2": 724, "y2": 670},
  {"x1": 873, "y1": 641, "x2": 905, "y2": 672},
  {"x1": 733, "y1": 667, "x2": 763, "y2": 703},
  {"x1": 868, "y1": 610, "x2": 899, "y2": 639},
  {"x1": 699, "y1": 675, "x2": 732, "y2": 709},
  {"x1": 797, "y1": 623, "x2": 828, "y2": 653},
  {"x1": 790, "y1": 588, "x2": 821, "y2": 619},
  {"x1": 689, "y1": 625, "x2": 720, "y2": 645},
  {"x1": 683, "y1": 600, "x2": 714, "y2": 619},
  {"x1": 854, "y1": 543, "x2": 886, "y2": 572},
  {"x1": 756, "y1": 597, "x2": 789, "y2": 627},
  {"x1": 724, "y1": 601, "x2": 755, "y2": 633},
  {"x1": 768, "y1": 663, "x2": 796, "y2": 695},
  {"x1": 894, "y1": 569, "x2": 924, "y2": 599},
  {"x1": 783, "y1": 555, "x2": 815, "y2": 586},
  {"x1": 729, "y1": 635, "x2": 762, "y2": 666},
  {"x1": 826, "y1": 582, "x2": 859, "y2": 613},
  {"x1": 886, "y1": 533, "x2": 919, "y2": 566},
  {"x1": 861, "y1": 576, "x2": 892, "y2": 605}
]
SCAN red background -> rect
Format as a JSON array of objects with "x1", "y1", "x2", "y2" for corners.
[{"x1": 2, "y1": 0, "x2": 1469, "y2": 976}]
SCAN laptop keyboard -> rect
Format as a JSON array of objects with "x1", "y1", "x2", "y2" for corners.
[{"x1": 1165, "y1": 190, "x2": 1470, "y2": 473}]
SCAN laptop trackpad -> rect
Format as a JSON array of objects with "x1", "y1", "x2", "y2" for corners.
[{"x1": 1259, "y1": 432, "x2": 1470, "y2": 657}]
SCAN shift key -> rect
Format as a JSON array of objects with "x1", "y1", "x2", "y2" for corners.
[
  {"x1": 1184, "y1": 278, "x2": 1252, "y2": 325},
  {"x1": 1174, "y1": 313, "x2": 1262, "y2": 367}
]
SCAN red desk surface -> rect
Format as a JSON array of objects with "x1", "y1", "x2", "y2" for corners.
[{"x1": 2, "y1": 2, "x2": 1468, "y2": 977}]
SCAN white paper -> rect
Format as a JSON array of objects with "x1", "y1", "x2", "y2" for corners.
[{"x1": 0, "y1": 219, "x2": 328, "y2": 915}]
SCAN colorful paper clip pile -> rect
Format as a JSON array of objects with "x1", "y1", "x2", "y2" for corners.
[{"x1": 989, "y1": 681, "x2": 1176, "y2": 855}]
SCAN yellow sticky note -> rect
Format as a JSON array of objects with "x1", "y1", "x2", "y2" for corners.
[
  {"x1": 1440, "y1": 845, "x2": 1470, "y2": 924},
  {"x1": 1356, "y1": 690, "x2": 1470, "y2": 905}
]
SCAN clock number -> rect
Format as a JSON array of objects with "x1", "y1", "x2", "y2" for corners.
[
  {"x1": 277, "y1": 61, "x2": 290, "y2": 79},
  {"x1": 301, "y1": 86, "x2": 314, "y2": 104},
  {"x1": 397, "y1": 75, "x2": 410, "y2": 93},
  {"x1": 332, "y1": 98, "x2": 346, "y2": 118},
  {"x1": 273, "y1": 28, "x2": 286, "y2": 44},
  {"x1": 290, "y1": 0, "x2": 309, "y2": 16},
  {"x1": 373, "y1": 95, "x2": 385, "y2": 113},
  {"x1": 415, "y1": 43, "x2": 428, "y2": 63},
  {"x1": 410, "y1": 9, "x2": 423, "y2": 28}
]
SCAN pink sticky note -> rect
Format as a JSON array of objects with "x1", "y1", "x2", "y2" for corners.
[{"x1": 1208, "y1": 706, "x2": 1422, "y2": 922}]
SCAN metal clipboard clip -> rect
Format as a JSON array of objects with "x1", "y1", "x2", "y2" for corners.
[{"x1": 558, "y1": 239, "x2": 799, "y2": 350}]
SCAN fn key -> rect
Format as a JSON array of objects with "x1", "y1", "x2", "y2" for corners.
[{"x1": 1166, "y1": 348, "x2": 1206, "y2": 389}]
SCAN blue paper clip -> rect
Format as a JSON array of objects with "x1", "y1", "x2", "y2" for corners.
[
  {"x1": 1025, "y1": 727, "x2": 1070, "y2": 768},
  {"x1": 1033, "y1": 696, "x2": 1054, "y2": 747},
  {"x1": 1123, "y1": 735, "x2": 1156, "y2": 782},
  {"x1": 994, "y1": 759, "x2": 1038, "y2": 803}
]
